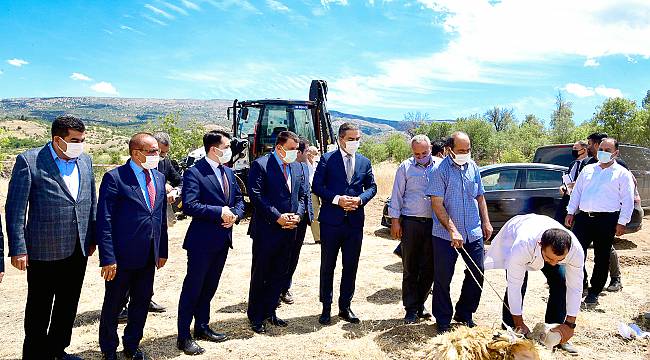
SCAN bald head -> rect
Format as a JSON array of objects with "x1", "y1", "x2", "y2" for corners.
[
  {"x1": 448, "y1": 131, "x2": 471, "y2": 154},
  {"x1": 129, "y1": 132, "x2": 159, "y2": 166}
]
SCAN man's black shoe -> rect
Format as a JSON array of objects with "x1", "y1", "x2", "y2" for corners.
[
  {"x1": 148, "y1": 300, "x2": 166, "y2": 313},
  {"x1": 195, "y1": 325, "x2": 228, "y2": 342},
  {"x1": 436, "y1": 323, "x2": 452, "y2": 333},
  {"x1": 177, "y1": 338, "x2": 205, "y2": 355},
  {"x1": 102, "y1": 352, "x2": 118, "y2": 360},
  {"x1": 123, "y1": 348, "x2": 146, "y2": 360},
  {"x1": 393, "y1": 244, "x2": 402, "y2": 258},
  {"x1": 54, "y1": 352, "x2": 83, "y2": 360},
  {"x1": 453, "y1": 316, "x2": 476, "y2": 328},
  {"x1": 251, "y1": 322, "x2": 266, "y2": 334},
  {"x1": 418, "y1": 307, "x2": 432, "y2": 319},
  {"x1": 267, "y1": 315, "x2": 288, "y2": 327},
  {"x1": 338, "y1": 308, "x2": 360, "y2": 324},
  {"x1": 404, "y1": 311, "x2": 418, "y2": 324},
  {"x1": 117, "y1": 308, "x2": 128, "y2": 323},
  {"x1": 280, "y1": 291, "x2": 294, "y2": 304}
]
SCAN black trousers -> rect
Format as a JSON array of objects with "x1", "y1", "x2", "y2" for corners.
[
  {"x1": 23, "y1": 243, "x2": 87, "y2": 360},
  {"x1": 283, "y1": 218, "x2": 309, "y2": 293},
  {"x1": 177, "y1": 247, "x2": 229, "y2": 340},
  {"x1": 502, "y1": 264, "x2": 567, "y2": 328},
  {"x1": 572, "y1": 211, "x2": 619, "y2": 296},
  {"x1": 400, "y1": 217, "x2": 434, "y2": 313},
  {"x1": 247, "y1": 229, "x2": 294, "y2": 324},
  {"x1": 99, "y1": 263, "x2": 155, "y2": 354},
  {"x1": 319, "y1": 221, "x2": 363, "y2": 310}
]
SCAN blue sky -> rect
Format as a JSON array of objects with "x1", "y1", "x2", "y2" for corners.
[{"x1": 1, "y1": 0, "x2": 649, "y2": 124}]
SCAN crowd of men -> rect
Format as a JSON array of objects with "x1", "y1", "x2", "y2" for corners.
[{"x1": 0, "y1": 115, "x2": 645, "y2": 359}]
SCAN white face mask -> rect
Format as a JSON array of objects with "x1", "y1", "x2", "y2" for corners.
[
  {"x1": 344, "y1": 140, "x2": 360, "y2": 154},
  {"x1": 216, "y1": 147, "x2": 232, "y2": 164},
  {"x1": 141, "y1": 154, "x2": 160, "y2": 170},
  {"x1": 281, "y1": 146, "x2": 298, "y2": 164},
  {"x1": 313, "y1": 156, "x2": 321, "y2": 163},
  {"x1": 597, "y1": 150, "x2": 614, "y2": 164},
  {"x1": 56, "y1": 137, "x2": 84, "y2": 159},
  {"x1": 452, "y1": 151, "x2": 471, "y2": 166}
]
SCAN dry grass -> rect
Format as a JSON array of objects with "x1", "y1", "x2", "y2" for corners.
[{"x1": 1, "y1": 167, "x2": 650, "y2": 360}]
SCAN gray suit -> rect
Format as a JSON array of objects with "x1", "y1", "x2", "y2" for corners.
[
  {"x1": 6, "y1": 145, "x2": 96, "y2": 259},
  {"x1": 5, "y1": 143, "x2": 96, "y2": 359}
]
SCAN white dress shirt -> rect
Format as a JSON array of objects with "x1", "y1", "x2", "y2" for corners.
[
  {"x1": 332, "y1": 150, "x2": 357, "y2": 205},
  {"x1": 566, "y1": 162, "x2": 635, "y2": 225},
  {"x1": 205, "y1": 156, "x2": 226, "y2": 193},
  {"x1": 484, "y1": 214, "x2": 585, "y2": 317}
]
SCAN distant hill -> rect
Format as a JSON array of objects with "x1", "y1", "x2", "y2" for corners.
[{"x1": 0, "y1": 97, "x2": 451, "y2": 135}]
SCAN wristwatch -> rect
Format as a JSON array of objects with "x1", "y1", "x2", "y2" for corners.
[{"x1": 564, "y1": 320, "x2": 576, "y2": 329}]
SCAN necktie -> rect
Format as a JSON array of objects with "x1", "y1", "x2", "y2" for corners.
[
  {"x1": 144, "y1": 170, "x2": 156, "y2": 210},
  {"x1": 219, "y1": 166, "x2": 230, "y2": 202},
  {"x1": 282, "y1": 163, "x2": 289, "y2": 181},
  {"x1": 345, "y1": 154, "x2": 353, "y2": 183}
]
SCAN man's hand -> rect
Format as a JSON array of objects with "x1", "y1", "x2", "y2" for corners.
[
  {"x1": 222, "y1": 215, "x2": 238, "y2": 228},
  {"x1": 166, "y1": 193, "x2": 176, "y2": 204},
  {"x1": 11, "y1": 254, "x2": 28, "y2": 271},
  {"x1": 221, "y1": 206, "x2": 236, "y2": 223},
  {"x1": 564, "y1": 214, "x2": 574, "y2": 228},
  {"x1": 615, "y1": 224, "x2": 626, "y2": 237},
  {"x1": 512, "y1": 315, "x2": 530, "y2": 336},
  {"x1": 450, "y1": 230, "x2": 463, "y2": 248},
  {"x1": 481, "y1": 221, "x2": 493, "y2": 240},
  {"x1": 277, "y1": 213, "x2": 299, "y2": 229},
  {"x1": 88, "y1": 244, "x2": 97, "y2": 256},
  {"x1": 390, "y1": 218, "x2": 402, "y2": 240},
  {"x1": 165, "y1": 183, "x2": 173, "y2": 193},
  {"x1": 101, "y1": 264, "x2": 117, "y2": 281},
  {"x1": 0, "y1": 272, "x2": 4, "y2": 284},
  {"x1": 338, "y1": 196, "x2": 360, "y2": 211},
  {"x1": 157, "y1": 258, "x2": 167, "y2": 269},
  {"x1": 551, "y1": 324, "x2": 575, "y2": 344}
]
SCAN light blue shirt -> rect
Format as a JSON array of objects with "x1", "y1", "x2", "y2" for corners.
[
  {"x1": 426, "y1": 156, "x2": 485, "y2": 243},
  {"x1": 273, "y1": 151, "x2": 291, "y2": 189},
  {"x1": 48, "y1": 142, "x2": 80, "y2": 200},
  {"x1": 388, "y1": 157, "x2": 435, "y2": 219},
  {"x1": 130, "y1": 160, "x2": 156, "y2": 209}
]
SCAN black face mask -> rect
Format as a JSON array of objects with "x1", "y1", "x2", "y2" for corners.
[{"x1": 571, "y1": 149, "x2": 581, "y2": 159}]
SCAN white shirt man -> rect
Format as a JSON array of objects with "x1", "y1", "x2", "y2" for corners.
[{"x1": 485, "y1": 214, "x2": 584, "y2": 353}]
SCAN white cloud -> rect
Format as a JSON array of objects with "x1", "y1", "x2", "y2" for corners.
[
  {"x1": 266, "y1": 0, "x2": 289, "y2": 12},
  {"x1": 321, "y1": 0, "x2": 348, "y2": 6},
  {"x1": 160, "y1": 1, "x2": 189, "y2": 15},
  {"x1": 594, "y1": 85, "x2": 623, "y2": 98},
  {"x1": 0, "y1": 70, "x2": 3, "y2": 75},
  {"x1": 143, "y1": 14, "x2": 168, "y2": 26},
  {"x1": 204, "y1": 0, "x2": 261, "y2": 14},
  {"x1": 120, "y1": 25, "x2": 145, "y2": 35},
  {"x1": 7, "y1": 58, "x2": 29, "y2": 67},
  {"x1": 564, "y1": 83, "x2": 623, "y2": 98},
  {"x1": 91, "y1": 81, "x2": 119, "y2": 95},
  {"x1": 145, "y1": 4, "x2": 175, "y2": 19},
  {"x1": 70, "y1": 72, "x2": 92, "y2": 81},
  {"x1": 181, "y1": 0, "x2": 201, "y2": 10},
  {"x1": 584, "y1": 58, "x2": 600, "y2": 67}
]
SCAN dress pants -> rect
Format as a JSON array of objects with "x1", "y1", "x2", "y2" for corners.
[
  {"x1": 400, "y1": 217, "x2": 434, "y2": 313},
  {"x1": 319, "y1": 220, "x2": 364, "y2": 310},
  {"x1": 177, "y1": 247, "x2": 229, "y2": 340},
  {"x1": 572, "y1": 211, "x2": 618, "y2": 296},
  {"x1": 99, "y1": 259, "x2": 155, "y2": 354},
  {"x1": 247, "y1": 229, "x2": 294, "y2": 324},
  {"x1": 431, "y1": 236, "x2": 484, "y2": 325},
  {"x1": 310, "y1": 193, "x2": 321, "y2": 242},
  {"x1": 23, "y1": 242, "x2": 87, "y2": 360},
  {"x1": 502, "y1": 263, "x2": 567, "y2": 327},
  {"x1": 283, "y1": 218, "x2": 308, "y2": 294}
]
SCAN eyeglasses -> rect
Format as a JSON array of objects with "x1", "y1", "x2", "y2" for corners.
[{"x1": 136, "y1": 148, "x2": 160, "y2": 155}]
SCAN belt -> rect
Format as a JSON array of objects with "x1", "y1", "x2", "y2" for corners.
[
  {"x1": 580, "y1": 211, "x2": 619, "y2": 218},
  {"x1": 401, "y1": 215, "x2": 433, "y2": 223}
]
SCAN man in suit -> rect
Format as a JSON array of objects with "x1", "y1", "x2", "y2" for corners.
[
  {"x1": 176, "y1": 130, "x2": 245, "y2": 355},
  {"x1": 247, "y1": 131, "x2": 308, "y2": 333},
  {"x1": 280, "y1": 138, "x2": 314, "y2": 305},
  {"x1": 554, "y1": 141, "x2": 588, "y2": 223},
  {"x1": 117, "y1": 132, "x2": 179, "y2": 321},
  {"x1": 97, "y1": 132, "x2": 168, "y2": 360},
  {"x1": 6, "y1": 115, "x2": 96, "y2": 360},
  {"x1": 312, "y1": 122, "x2": 377, "y2": 325}
]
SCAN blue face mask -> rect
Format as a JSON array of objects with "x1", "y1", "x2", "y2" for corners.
[{"x1": 597, "y1": 150, "x2": 613, "y2": 163}]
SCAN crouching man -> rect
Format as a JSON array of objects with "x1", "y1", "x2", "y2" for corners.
[{"x1": 484, "y1": 214, "x2": 584, "y2": 355}]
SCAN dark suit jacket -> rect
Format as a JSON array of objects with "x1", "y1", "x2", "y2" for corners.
[
  {"x1": 247, "y1": 154, "x2": 307, "y2": 240},
  {"x1": 300, "y1": 162, "x2": 314, "y2": 224},
  {"x1": 182, "y1": 158, "x2": 245, "y2": 252},
  {"x1": 312, "y1": 150, "x2": 377, "y2": 228},
  {"x1": 0, "y1": 215, "x2": 4, "y2": 273},
  {"x1": 5, "y1": 144, "x2": 96, "y2": 261},
  {"x1": 157, "y1": 157, "x2": 182, "y2": 187},
  {"x1": 96, "y1": 160, "x2": 168, "y2": 269}
]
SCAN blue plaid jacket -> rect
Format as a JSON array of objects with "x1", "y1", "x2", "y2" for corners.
[{"x1": 5, "y1": 145, "x2": 96, "y2": 261}]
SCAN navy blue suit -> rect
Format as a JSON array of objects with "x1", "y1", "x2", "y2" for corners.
[
  {"x1": 177, "y1": 158, "x2": 245, "y2": 341},
  {"x1": 96, "y1": 160, "x2": 168, "y2": 354},
  {"x1": 312, "y1": 150, "x2": 377, "y2": 309},
  {"x1": 283, "y1": 162, "x2": 314, "y2": 294},
  {"x1": 247, "y1": 154, "x2": 307, "y2": 324}
]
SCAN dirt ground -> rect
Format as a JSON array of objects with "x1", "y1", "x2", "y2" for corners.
[{"x1": 1, "y1": 164, "x2": 649, "y2": 360}]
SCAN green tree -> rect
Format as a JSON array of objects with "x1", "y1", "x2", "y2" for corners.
[
  {"x1": 358, "y1": 139, "x2": 388, "y2": 164},
  {"x1": 642, "y1": 90, "x2": 650, "y2": 110},
  {"x1": 592, "y1": 97, "x2": 637, "y2": 142},
  {"x1": 453, "y1": 115, "x2": 496, "y2": 164},
  {"x1": 414, "y1": 121, "x2": 453, "y2": 142},
  {"x1": 147, "y1": 113, "x2": 205, "y2": 162},
  {"x1": 484, "y1": 107, "x2": 515, "y2": 132},
  {"x1": 550, "y1": 91, "x2": 575, "y2": 143},
  {"x1": 385, "y1": 133, "x2": 411, "y2": 163}
]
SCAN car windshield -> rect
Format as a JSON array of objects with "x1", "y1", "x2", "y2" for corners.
[
  {"x1": 258, "y1": 104, "x2": 317, "y2": 146},
  {"x1": 238, "y1": 107, "x2": 260, "y2": 138}
]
